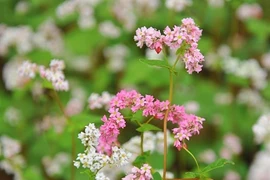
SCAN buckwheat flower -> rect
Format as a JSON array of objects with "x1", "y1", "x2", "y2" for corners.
[
  {"x1": 262, "y1": 53, "x2": 270, "y2": 70},
  {"x1": 214, "y1": 92, "x2": 233, "y2": 105},
  {"x1": 18, "y1": 60, "x2": 37, "y2": 78},
  {"x1": 15, "y1": 1, "x2": 29, "y2": 14},
  {"x1": 122, "y1": 164, "x2": 153, "y2": 180},
  {"x1": 253, "y1": 114, "x2": 270, "y2": 147},
  {"x1": 236, "y1": 3, "x2": 262, "y2": 21},
  {"x1": 52, "y1": 79, "x2": 69, "y2": 91},
  {"x1": 184, "y1": 101, "x2": 200, "y2": 114},
  {"x1": 99, "y1": 21, "x2": 121, "y2": 38},
  {"x1": 247, "y1": 150, "x2": 270, "y2": 180},
  {"x1": 223, "y1": 133, "x2": 242, "y2": 155},
  {"x1": 0, "y1": 136, "x2": 21, "y2": 158},
  {"x1": 104, "y1": 44, "x2": 128, "y2": 72},
  {"x1": 165, "y1": 0, "x2": 192, "y2": 12},
  {"x1": 4, "y1": 107, "x2": 21, "y2": 126},
  {"x1": 65, "y1": 98, "x2": 84, "y2": 116},
  {"x1": 42, "y1": 152, "x2": 70, "y2": 177},
  {"x1": 33, "y1": 20, "x2": 64, "y2": 56},
  {"x1": 96, "y1": 172, "x2": 110, "y2": 180},
  {"x1": 237, "y1": 89, "x2": 264, "y2": 110},
  {"x1": 88, "y1": 91, "x2": 114, "y2": 110},
  {"x1": 199, "y1": 149, "x2": 216, "y2": 164},
  {"x1": 224, "y1": 170, "x2": 241, "y2": 180}
]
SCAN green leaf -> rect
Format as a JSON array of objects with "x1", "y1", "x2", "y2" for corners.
[
  {"x1": 42, "y1": 80, "x2": 53, "y2": 89},
  {"x1": 132, "y1": 151, "x2": 151, "y2": 167},
  {"x1": 139, "y1": 59, "x2": 171, "y2": 69},
  {"x1": 201, "y1": 158, "x2": 234, "y2": 174},
  {"x1": 152, "y1": 172, "x2": 162, "y2": 180},
  {"x1": 176, "y1": 41, "x2": 190, "y2": 56},
  {"x1": 130, "y1": 110, "x2": 144, "y2": 122},
  {"x1": 184, "y1": 172, "x2": 201, "y2": 178},
  {"x1": 136, "y1": 124, "x2": 161, "y2": 132}
]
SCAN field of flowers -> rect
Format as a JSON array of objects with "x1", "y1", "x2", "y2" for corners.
[{"x1": 0, "y1": 0, "x2": 270, "y2": 180}]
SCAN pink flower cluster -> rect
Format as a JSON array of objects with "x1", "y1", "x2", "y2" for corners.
[
  {"x1": 18, "y1": 59, "x2": 69, "y2": 91},
  {"x1": 134, "y1": 18, "x2": 204, "y2": 74},
  {"x1": 98, "y1": 90, "x2": 204, "y2": 154},
  {"x1": 122, "y1": 164, "x2": 153, "y2": 180}
]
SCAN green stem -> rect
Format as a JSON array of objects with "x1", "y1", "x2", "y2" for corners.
[
  {"x1": 146, "y1": 116, "x2": 154, "y2": 124},
  {"x1": 140, "y1": 132, "x2": 144, "y2": 155},
  {"x1": 183, "y1": 147, "x2": 201, "y2": 172},
  {"x1": 163, "y1": 71, "x2": 174, "y2": 180},
  {"x1": 52, "y1": 90, "x2": 76, "y2": 180}
]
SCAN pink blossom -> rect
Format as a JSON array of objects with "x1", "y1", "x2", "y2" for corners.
[
  {"x1": 98, "y1": 90, "x2": 204, "y2": 154},
  {"x1": 134, "y1": 17, "x2": 204, "y2": 73},
  {"x1": 122, "y1": 164, "x2": 153, "y2": 180}
]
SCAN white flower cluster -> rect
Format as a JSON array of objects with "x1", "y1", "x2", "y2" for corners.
[
  {"x1": 198, "y1": 149, "x2": 217, "y2": 164},
  {"x1": 104, "y1": 44, "x2": 129, "y2": 72},
  {"x1": 207, "y1": 0, "x2": 224, "y2": 8},
  {"x1": 0, "y1": 136, "x2": 25, "y2": 180},
  {"x1": 223, "y1": 58, "x2": 267, "y2": 90},
  {"x1": 35, "y1": 115, "x2": 66, "y2": 134},
  {"x1": 4, "y1": 106, "x2": 22, "y2": 126},
  {"x1": 42, "y1": 152, "x2": 70, "y2": 177},
  {"x1": 220, "y1": 133, "x2": 242, "y2": 160},
  {"x1": 0, "y1": 136, "x2": 21, "y2": 158},
  {"x1": 88, "y1": 91, "x2": 114, "y2": 110},
  {"x1": 253, "y1": 114, "x2": 270, "y2": 150},
  {"x1": 165, "y1": 0, "x2": 192, "y2": 12},
  {"x1": 18, "y1": 60, "x2": 37, "y2": 78},
  {"x1": 2, "y1": 57, "x2": 29, "y2": 90},
  {"x1": 236, "y1": 3, "x2": 262, "y2": 21},
  {"x1": 112, "y1": 0, "x2": 159, "y2": 31},
  {"x1": 248, "y1": 150, "x2": 270, "y2": 180},
  {"x1": 262, "y1": 52, "x2": 270, "y2": 70},
  {"x1": 0, "y1": 20, "x2": 64, "y2": 56},
  {"x1": 74, "y1": 123, "x2": 132, "y2": 175},
  {"x1": 56, "y1": 0, "x2": 102, "y2": 29},
  {"x1": 237, "y1": 88, "x2": 269, "y2": 112},
  {"x1": 99, "y1": 21, "x2": 121, "y2": 39},
  {"x1": 18, "y1": 59, "x2": 69, "y2": 91},
  {"x1": 0, "y1": 25, "x2": 33, "y2": 55},
  {"x1": 33, "y1": 19, "x2": 64, "y2": 56}
]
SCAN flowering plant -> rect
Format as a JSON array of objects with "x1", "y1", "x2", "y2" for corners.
[{"x1": 69, "y1": 17, "x2": 233, "y2": 180}]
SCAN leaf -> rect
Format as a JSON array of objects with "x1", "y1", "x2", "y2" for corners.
[
  {"x1": 176, "y1": 41, "x2": 190, "y2": 56},
  {"x1": 42, "y1": 80, "x2": 53, "y2": 89},
  {"x1": 152, "y1": 172, "x2": 162, "y2": 180},
  {"x1": 130, "y1": 110, "x2": 144, "y2": 122},
  {"x1": 136, "y1": 124, "x2": 161, "y2": 132},
  {"x1": 184, "y1": 172, "x2": 201, "y2": 178},
  {"x1": 132, "y1": 151, "x2": 151, "y2": 167},
  {"x1": 201, "y1": 158, "x2": 234, "y2": 174},
  {"x1": 139, "y1": 59, "x2": 171, "y2": 69}
]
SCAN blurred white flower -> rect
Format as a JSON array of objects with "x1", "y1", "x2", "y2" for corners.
[
  {"x1": 207, "y1": 0, "x2": 224, "y2": 8},
  {"x1": 104, "y1": 44, "x2": 129, "y2": 72},
  {"x1": 4, "y1": 107, "x2": 21, "y2": 126},
  {"x1": 248, "y1": 150, "x2": 270, "y2": 180},
  {"x1": 261, "y1": 53, "x2": 270, "y2": 70},
  {"x1": 42, "y1": 152, "x2": 70, "y2": 177},
  {"x1": 15, "y1": 1, "x2": 30, "y2": 14},
  {"x1": 253, "y1": 114, "x2": 270, "y2": 149},
  {"x1": 88, "y1": 91, "x2": 114, "y2": 110},
  {"x1": 0, "y1": 136, "x2": 21, "y2": 158},
  {"x1": 99, "y1": 21, "x2": 121, "y2": 38},
  {"x1": 184, "y1": 101, "x2": 200, "y2": 114},
  {"x1": 214, "y1": 92, "x2": 233, "y2": 105},
  {"x1": 223, "y1": 170, "x2": 241, "y2": 180},
  {"x1": 199, "y1": 149, "x2": 216, "y2": 164},
  {"x1": 236, "y1": 3, "x2": 262, "y2": 21},
  {"x1": 165, "y1": 0, "x2": 192, "y2": 12},
  {"x1": 33, "y1": 19, "x2": 64, "y2": 56}
]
